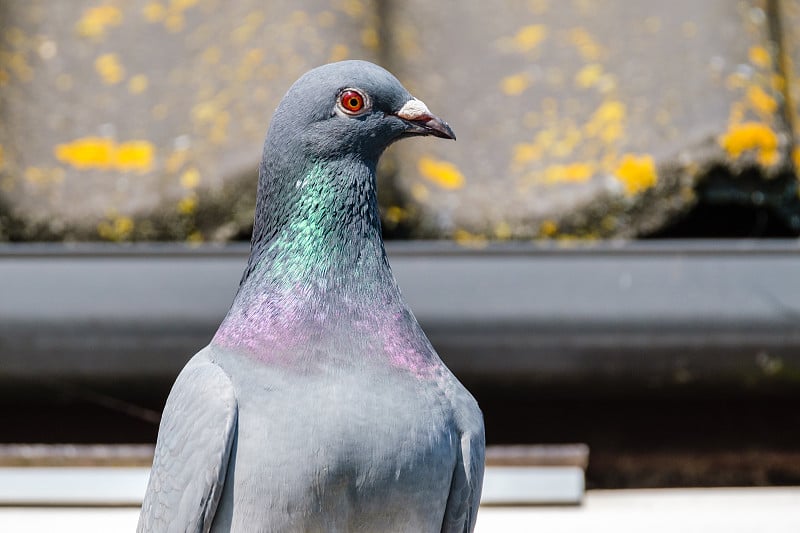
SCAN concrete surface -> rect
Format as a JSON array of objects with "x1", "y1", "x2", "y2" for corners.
[
  {"x1": 389, "y1": 0, "x2": 793, "y2": 239},
  {"x1": 477, "y1": 487, "x2": 800, "y2": 532},
  {"x1": 0, "y1": 488, "x2": 797, "y2": 532},
  {"x1": 1, "y1": 1, "x2": 799, "y2": 241},
  {"x1": 0, "y1": 467, "x2": 145, "y2": 505},
  {"x1": 0, "y1": 465, "x2": 583, "y2": 506},
  {"x1": 778, "y1": 0, "x2": 800, "y2": 171},
  {"x1": 0, "y1": 0, "x2": 376, "y2": 240}
]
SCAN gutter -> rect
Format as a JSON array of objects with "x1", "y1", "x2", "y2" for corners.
[{"x1": 1, "y1": 240, "x2": 799, "y2": 393}]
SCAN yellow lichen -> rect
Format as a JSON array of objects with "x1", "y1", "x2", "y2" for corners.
[
  {"x1": 600, "y1": 150, "x2": 620, "y2": 173},
  {"x1": 128, "y1": 74, "x2": 149, "y2": 94},
  {"x1": 494, "y1": 221, "x2": 512, "y2": 240},
  {"x1": 539, "y1": 219, "x2": 558, "y2": 237},
  {"x1": 94, "y1": 53, "x2": 125, "y2": 85},
  {"x1": 615, "y1": 154, "x2": 657, "y2": 196},
  {"x1": 5, "y1": 27, "x2": 26, "y2": 47},
  {"x1": 55, "y1": 137, "x2": 155, "y2": 173},
  {"x1": 770, "y1": 73, "x2": 786, "y2": 93},
  {"x1": 512, "y1": 121, "x2": 589, "y2": 177},
  {"x1": 749, "y1": 45, "x2": 771, "y2": 69},
  {"x1": 727, "y1": 101, "x2": 746, "y2": 126},
  {"x1": 584, "y1": 100, "x2": 626, "y2": 143},
  {"x1": 98, "y1": 216, "x2": 135, "y2": 241},
  {"x1": 201, "y1": 46, "x2": 222, "y2": 65},
  {"x1": 535, "y1": 128, "x2": 558, "y2": 152},
  {"x1": 552, "y1": 125, "x2": 583, "y2": 158},
  {"x1": 76, "y1": 5, "x2": 123, "y2": 39},
  {"x1": 453, "y1": 229, "x2": 487, "y2": 249},
  {"x1": 177, "y1": 195, "x2": 197, "y2": 215},
  {"x1": 170, "y1": 0, "x2": 198, "y2": 10},
  {"x1": 793, "y1": 146, "x2": 800, "y2": 171},
  {"x1": 164, "y1": 13, "x2": 184, "y2": 32},
  {"x1": 600, "y1": 215, "x2": 617, "y2": 232},
  {"x1": 745, "y1": 85, "x2": 777, "y2": 116},
  {"x1": 289, "y1": 10, "x2": 308, "y2": 25},
  {"x1": 6, "y1": 52, "x2": 33, "y2": 82},
  {"x1": 144, "y1": 0, "x2": 198, "y2": 31},
  {"x1": 512, "y1": 142, "x2": 543, "y2": 166},
  {"x1": 142, "y1": 2, "x2": 166, "y2": 23},
  {"x1": 209, "y1": 111, "x2": 230, "y2": 145},
  {"x1": 335, "y1": 0, "x2": 365, "y2": 18},
  {"x1": 55, "y1": 137, "x2": 114, "y2": 169},
  {"x1": 361, "y1": 28, "x2": 379, "y2": 50},
  {"x1": 231, "y1": 11, "x2": 266, "y2": 44},
  {"x1": 541, "y1": 98, "x2": 559, "y2": 119},
  {"x1": 410, "y1": 182, "x2": 429, "y2": 202},
  {"x1": 725, "y1": 72, "x2": 748, "y2": 90},
  {"x1": 567, "y1": 27, "x2": 603, "y2": 61},
  {"x1": 383, "y1": 206, "x2": 408, "y2": 226},
  {"x1": 500, "y1": 73, "x2": 531, "y2": 96},
  {"x1": 180, "y1": 167, "x2": 200, "y2": 188},
  {"x1": 542, "y1": 162, "x2": 594, "y2": 184},
  {"x1": 394, "y1": 25, "x2": 422, "y2": 60},
  {"x1": 328, "y1": 44, "x2": 349, "y2": 62},
  {"x1": 512, "y1": 25, "x2": 547, "y2": 52},
  {"x1": 575, "y1": 63, "x2": 603, "y2": 89},
  {"x1": 165, "y1": 148, "x2": 189, "y2": 174},
  {"x1": 192, "y1": 101, "x2": 219, "y2": 123},
  {"x1": 187, "y1": 230, "x2": 204, "y2": 243},
  {"x1": 236, "y1": 49, "x2": 265, "y2": 81},
  {"x1": 316, "y1": 11, "x2": 336, "y2": 27},
  {"x1": 115, "y1": 141, "x2": 155, "y2": 172},
  {"x1": 25, "y1": 166, "x2": 65, "y2": 187},
  {"x1": 719, "y1": 122, "x2": 779, "y2": 165},
  {"x1": 418, "y1": 157, "x2": 465, "y2": 189}
]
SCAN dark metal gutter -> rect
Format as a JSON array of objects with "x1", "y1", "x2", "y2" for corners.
[{"x1": 1, "y1": 240, "x2": 799, "y2": 393}]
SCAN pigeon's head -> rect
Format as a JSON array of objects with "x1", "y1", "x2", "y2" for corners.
[{"x1": 267, "y1": 60, "x2": 455, "y2": 162}]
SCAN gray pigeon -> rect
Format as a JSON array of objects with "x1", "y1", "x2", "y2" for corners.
[{"x1": 138, "y1": 60, "x2": 484, "y2": 533}]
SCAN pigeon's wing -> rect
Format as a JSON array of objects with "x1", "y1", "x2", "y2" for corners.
[
  {"x1": 138, "y1": 360, "x2": 238, "y2": 533},
  {"x1": 441, "y1": 422, "x2": 486, "y2": 533}
]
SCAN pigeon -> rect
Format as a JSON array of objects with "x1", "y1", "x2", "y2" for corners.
[{"x1": 138, "y1": 60, "x2": 484, "y2": 533}]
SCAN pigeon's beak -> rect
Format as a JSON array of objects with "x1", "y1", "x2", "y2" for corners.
[{"x1": 394, "y1": 98, "x2": 456, "y2": 140}]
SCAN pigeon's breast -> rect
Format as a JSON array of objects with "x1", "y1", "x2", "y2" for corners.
[{"x1": 212, "y1": 352, "x2": 460, "y2": 532}]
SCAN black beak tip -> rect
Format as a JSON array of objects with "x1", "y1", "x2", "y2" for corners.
[
  {"x1": 436, "y1": 121, "x2": 456, "y2": 141},
  {"x1": 423, "y1": 117, "x2": 456, "y2": 141}
]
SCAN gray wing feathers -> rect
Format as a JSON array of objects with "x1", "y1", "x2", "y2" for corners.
[
  {"x1": 441, "y1": 429, "x2": 486, "y2": 533},
  {"x1": 138, "y1": 361, "x2": 238, "y2": 533}
]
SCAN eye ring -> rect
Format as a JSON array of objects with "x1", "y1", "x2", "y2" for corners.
[{"x1": 337, "y1": 88, "x2": 368, "y2": 115}]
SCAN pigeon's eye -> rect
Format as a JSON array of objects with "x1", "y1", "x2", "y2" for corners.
[{"x1": 339, "y1": 89, "x2": 366, "y2": 114}]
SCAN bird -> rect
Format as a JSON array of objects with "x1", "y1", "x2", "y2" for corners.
[{"x1": 138, "y1": 60, "x2": 484, "y2": 533}]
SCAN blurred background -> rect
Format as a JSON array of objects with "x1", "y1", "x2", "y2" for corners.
[{"x1": 1, "y1": 0, "x2": 800, "y2": 530}]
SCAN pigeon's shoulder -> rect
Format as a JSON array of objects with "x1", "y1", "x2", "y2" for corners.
[
  {"x1": 432, "y1": 365, "x2": 484, "y2": 435},
  {"x1": 138, "y1": 348, "x2": 238, "y2": 533}
]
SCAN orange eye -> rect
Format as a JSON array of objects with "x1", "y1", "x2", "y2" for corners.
[{"x1": 340, "y1": 90, "x2": 365, "y2": 113}]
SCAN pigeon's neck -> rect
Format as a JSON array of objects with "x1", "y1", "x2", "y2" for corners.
[
  {"x1": 243, "y1": 157, "x2": 388, "y2": 291},
  {"x1": 212, "y1": 157, "x2": 434, "y2": 371}
]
